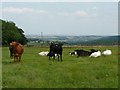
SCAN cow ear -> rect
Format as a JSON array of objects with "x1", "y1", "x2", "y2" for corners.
[{"x1": 10, "y1": 43, "x2": 12, "y2": 46}]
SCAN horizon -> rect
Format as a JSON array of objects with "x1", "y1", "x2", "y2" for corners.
[{"x1": 25, "y1": 34, "x2": 119, "y2": 37}]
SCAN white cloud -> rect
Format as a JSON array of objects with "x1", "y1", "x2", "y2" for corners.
[
  {"x1": 73, "y1": 11, "x2": 89, "y2": 17},
  {"x1": 58, "y1": 11, "x2": 89, "y2": 17},
  {"x1": 1, "y1": 7, "x2": 48, "y2": 14}
]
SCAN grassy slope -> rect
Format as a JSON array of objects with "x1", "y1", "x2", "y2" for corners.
[{"x1": 2, "y1": 46, "x2": 118, "y2": 88}]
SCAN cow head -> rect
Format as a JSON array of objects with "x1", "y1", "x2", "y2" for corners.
[
  {"x1": 10, "y1": 41, "x2": 19, "y2": 47},
  {"x1": 90, "y1": 49, "x2": 98, "y2": 53}
]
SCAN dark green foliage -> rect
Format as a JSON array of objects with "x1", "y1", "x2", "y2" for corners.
[{"x1": 1, "y1": 19, "x2": 28, "y2": 45}]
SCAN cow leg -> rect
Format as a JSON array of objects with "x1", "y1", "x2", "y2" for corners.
[
  {"x1": 16, "y1": 57, "x2": 18, "y2": 62},
  {"x1": 14, "y1": 56, "x2": 16, "y2": 62},
  {"x1": 49, "y1": 56, "x2": 50, "y2": 60},
  {"x1": 19, "y1": 56, "x2": 21, "y2": 62},
  {"x1": 58, "y1": 54, "x2": 59, "y2": 61},
  {"x1": 59, "y1": 53, "x2": 62, "y2": 61},
  {"x1": 53, "y1": 55, "x2": 55, "y2": 60},
  {"x1": 14, "y1": 57, "x2": 15, "y2": 62},
  {"x1": 10, "y1": 50, "x2": 13, "y2": 58},
  {"x1": 60, "y1": 55, "x2": 62, "y2": 61}
]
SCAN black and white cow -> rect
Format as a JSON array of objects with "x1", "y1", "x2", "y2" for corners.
[
  {"x1": 75, "y1": 49, "x2": 98, "y2": 57},
  {"x1": 69, "y1": 52, "x2": 77, "y2": 56}
]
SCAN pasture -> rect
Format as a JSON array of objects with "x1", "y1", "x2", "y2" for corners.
[{"x1": 2, "y1": 46, "x2": 118, "y2": 88}]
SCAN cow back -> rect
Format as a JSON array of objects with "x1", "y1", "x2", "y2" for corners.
[{"x1": 13, "y1": 43, "x2": 24, "y2": 55}]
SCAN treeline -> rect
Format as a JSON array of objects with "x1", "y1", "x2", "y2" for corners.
[{"x1": 1, "y1": 19, "x2": 28, "y2": 45}]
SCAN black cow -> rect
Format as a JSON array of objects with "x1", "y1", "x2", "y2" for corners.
[
  {"x1": 9, "y1": 44, "x2": 13, "y2": 58},
  {"x1": 75, "y1": 49, "x2": 98, "y2": 57},
  {"x1": 48, "y1": 43, "x2": 63, "y2": 61},
  {"x1": 47, "y1": 51, "x2": 56, "y2": 59}
]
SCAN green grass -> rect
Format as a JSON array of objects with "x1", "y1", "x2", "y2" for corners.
[
  {"x1": 0, "y1": 47, "x2": 2, "y2": 89},
  {"x1": 2, "y1": 46, "x2": 118, "y2": 88}
]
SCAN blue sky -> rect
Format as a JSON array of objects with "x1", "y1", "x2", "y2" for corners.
[{"x1": 1, "y1": 2, "x2": 118, "y2": 36}]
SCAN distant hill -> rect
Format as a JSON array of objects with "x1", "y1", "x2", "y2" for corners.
[
  {"x1": 27, "y1": 35, "x2": 119, "y2": 45},
  {"x1": 78, "y1": 36, "x2": 119, "y2": 45}
]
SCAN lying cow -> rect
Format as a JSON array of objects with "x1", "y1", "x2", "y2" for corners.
[
  {"x1": 75, "y1": 49, "x2": 98, "y2": 57},
  {"x1": 102, "y1": 49, "x2": 112, "y2": 56},
  {"x1": 90, "y1": 51, "x2": 101, "y2": 58},
  {"x1": 48, "y1": 43, "x2": 63, "y2": 61},
  {"x1": 38, "y1": 51, "x2": 49, "y2": 56},
  {"x1": 9, "y1": 41, "x2": 24, "y2": 62},
  {"x1": 90, "y1": 49, "x2": 98, "y2": 53},
  {"x1": 69, "y1": 52, "x2": 77, "y2": 56}
]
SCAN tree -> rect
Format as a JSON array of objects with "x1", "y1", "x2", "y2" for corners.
[{"x1": 1, "y1": 19, "x2": 28, "y2": 45}]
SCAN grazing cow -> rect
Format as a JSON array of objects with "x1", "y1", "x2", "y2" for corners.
[
  {"x1": 9, "y1": 44, "x2": 13, "y2": 58},
  {"x1": 38, "y1": 51, "x2": 49, "y2": 56},
  {"x1": 48, "y1": 43, "x2": 63, "y2": 61},
  {"x1": 90, "y1": 51, "x2": 101, "y2": 58},
  {"x1": 102, "y1": 49, "x2": 112, "y2": 56},
  {"x1": 10, "y1": 41, "x2": 24, "y2": 62}
]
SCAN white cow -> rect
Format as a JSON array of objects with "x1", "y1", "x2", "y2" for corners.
[
  {"x1": 102, "y1": 49, "x2": 112, "y2": 55},
  {"x1": 38, "y1": 51, "x2": 49, "y2": 56},
  {"x1": 90, "y1": 51, "x2": 101, "y2": 58}
]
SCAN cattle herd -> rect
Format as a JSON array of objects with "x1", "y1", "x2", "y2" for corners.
[
  {"x1": 38, "y1": 43, "x2": 112, "y2": 61},
  {"x1": 9, "y1": 41, "x2": 112, "y2": 63},
  {"x1": 70, "y1": 49, "x2": 112, "y2": 58}
]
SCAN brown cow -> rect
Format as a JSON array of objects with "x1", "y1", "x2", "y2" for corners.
[{"x1": 10, "y1": 41, "x2": 24, "y2": 62}]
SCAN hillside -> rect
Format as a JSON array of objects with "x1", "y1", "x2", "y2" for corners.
[
  {"x1": 83, "y1": 36, "x2": 119, "y2": 45},
  {"x1": 27, "y1": 35, "x2": 119, "y2": 45}
]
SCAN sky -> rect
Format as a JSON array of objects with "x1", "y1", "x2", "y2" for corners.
[{"x1": 0, "y1": 1, "x2": 118, "y2": 36}]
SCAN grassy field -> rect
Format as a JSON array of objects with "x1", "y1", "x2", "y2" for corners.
[
  {"x1": 2, "y1": 46, "x2": 118, "y2": 88},
  {"x1": 0, "y1": 47, "x2": 2, "y2": 89}
]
